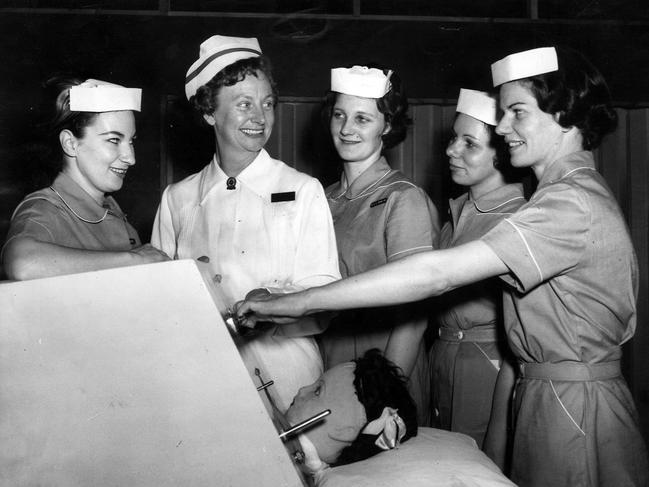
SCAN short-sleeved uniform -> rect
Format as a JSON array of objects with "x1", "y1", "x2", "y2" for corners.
[
  {"x1": 482, "y1": 151, "x2": 648, "y2": 487},
  {"x1": 321, "y1": 157, "x2": 440, "y2": 425},
  {"x1": 151, "y1": 149, "x2": 340, "y2": 412},
  {"x1": 431, "y1": 183, "x2": 525, "y2": 447},
  {"x1": 2, "y1": 172, "x2": 140, "y2": 262}
]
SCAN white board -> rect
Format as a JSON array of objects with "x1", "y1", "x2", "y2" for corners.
[{"x1": 0, "y1": 259, "x2": 303, "y2": 487}]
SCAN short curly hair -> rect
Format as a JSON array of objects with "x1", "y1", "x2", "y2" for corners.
[
  {"x1": 333, "y1": 348, "x2": 418, "y2": 466},
  {"x1": 191, "y1": 55, "x2": 278, "y2": 117},
  {"x1": 323, "y1": 65, "x2": 412, "y2": 150},
  {"x1": 519, "y1": 46, "x2": 617, "y2": 150}
]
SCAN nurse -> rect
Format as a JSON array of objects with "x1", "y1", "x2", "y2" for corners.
[
  {"x1": 432, "y1": 89, "x2": 525, "y2": 466},
  {"x1": 151, "y1": 35, "x2": 340, "y2": 412},
  {"x1": 2, "y1": 77, "x2": 169, "y2": 280},
  {"x1": 237, "y1": 46, "x2": 649, "y2": 486},
  {"x1": 320, "y1": 65, "x2": 440, "y2": 425}
]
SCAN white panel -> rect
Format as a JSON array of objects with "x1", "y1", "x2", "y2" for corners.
[{"x1": 0, "y1": 260, "x2": 302, "y2": 487}]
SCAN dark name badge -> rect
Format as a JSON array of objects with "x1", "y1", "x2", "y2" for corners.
[
  {"x1": 271, "y1": 191, "x2": 296, "y2": 203},
  {"x1": 370, "y1": 197, "x2": 388, "y2": 208}
]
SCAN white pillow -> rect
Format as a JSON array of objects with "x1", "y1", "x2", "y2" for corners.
[{"x1": 315, "y1": 427, "x2": 516, "y2": 487}]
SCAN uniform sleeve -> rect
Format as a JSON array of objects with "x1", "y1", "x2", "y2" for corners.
[
  {"x1": 482, "y1": 182, "x2": 589, "y2": 293},
  {"x1": 385, "y1": 186, "x2": 440, "y2": 262},
  {"x1": 3, "y1": 199, "x2": 59, "y2": 248},
  {"x1": 150, "y1": 187, "x2": 177, "y2": 259},
  {"x1": 288, "y1": 177, "x2": 341, "y2": 290}
]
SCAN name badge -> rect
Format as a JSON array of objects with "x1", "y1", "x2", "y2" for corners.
[
  {"x1": 370, "y1": 197, "x2": 387, "y2": 208},
  {"x1": 271, "y1": 191, "x2": 295, "y2": 203}
]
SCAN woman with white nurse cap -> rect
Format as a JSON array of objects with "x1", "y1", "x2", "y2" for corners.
[
  {"x1": 151, "y1": 35, "x2": 340, "y2": 413},
  {"x1": 2, "y1": 77, "x2": 169, "y2": 280},
  {"x1": 319, "y1": 65, "x2": 440, "y2": 425},
  {"x1": 237, "y1": 46, "x2": 649, "y2": 486},
  {"x1": 431, "y1": 88, "x2": 525, "y2": 468}
]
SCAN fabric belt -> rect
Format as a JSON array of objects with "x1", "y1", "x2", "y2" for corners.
[
  {"x1": 518, "y1": 360, "x2": 621, "y2": 381},
  {"x1": 438, "y1": 326, "x2": 500, "y2": 343}
]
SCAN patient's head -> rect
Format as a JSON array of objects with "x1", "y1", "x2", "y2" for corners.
[{"x1": 286, "y1": 349, "x2": 417, "y2": 466}]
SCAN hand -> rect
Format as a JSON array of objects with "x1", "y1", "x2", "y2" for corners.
[
  {"x1": 130, "y1": 244, "x2": 170, "y2": 264},
  {"x1": 234, "y1": 290, "x2": 307, "y2": 329}
]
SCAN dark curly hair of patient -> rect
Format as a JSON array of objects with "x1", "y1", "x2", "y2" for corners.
[{"x1": 333, "y1": 348, "x2": 418, "y2": 467}]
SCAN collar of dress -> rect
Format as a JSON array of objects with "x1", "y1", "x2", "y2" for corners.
[
  {"x1": 198, "y1": 148, "x2": 279, "y2": 203},
  {"x1": 329, "y1": 156, "x2": 393, "y2": 200},
  {"x1": 49, "y1": 172, "x2": 122, "y2": 223}
]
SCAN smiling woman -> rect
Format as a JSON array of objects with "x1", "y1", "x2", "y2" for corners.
[
  {"x1": 0, "y1": 76, "x2": 169, "y2": 281},
  {"x1": 151, "y1": 35, "x2": 340, "y2": 413},
  {"x1": 318, "y1": 65, "x2": 440, "y2": 426}
]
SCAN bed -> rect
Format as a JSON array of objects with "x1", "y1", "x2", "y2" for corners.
[{"x1": 313, "y1": 427, "x2": 516, "y2": 487}]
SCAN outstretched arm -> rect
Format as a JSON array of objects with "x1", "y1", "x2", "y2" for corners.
[
  {"x1": 2, "y1": 237, "x2": 170, "y2": 281},
  {"x1": 236, "y1": 240, "x2": 507, "y2": 325}
]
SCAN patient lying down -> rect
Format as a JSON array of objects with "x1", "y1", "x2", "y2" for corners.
[{"x1": 286, "y1": 349, "x2": 418, "y2": 475}]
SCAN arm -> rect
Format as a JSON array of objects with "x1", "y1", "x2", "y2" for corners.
[
  {"x1": 236, "y1": 240, "x2": 508, "y2": 325},
  {"x1": 383, "y1": 302, "x2": 429, "y2": 377},
  {"x1": 3, "y1": 236, "x2": 169, "y2": 281},
  {"x1": 482, "y1": 358, "x2": 516, "y2": 473}
]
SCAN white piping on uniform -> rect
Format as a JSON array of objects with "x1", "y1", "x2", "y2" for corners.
[
  {"x1": 561, "y1": 166, "x2": 595, "y2": 179},
  {"x1": 474, "y1": 196, "x2": 526, "y2": 213},
  {"x1": 388, "y1": 245, "x2": 434, "y2": 259},
  {"x1": 50, "y1": 186, "x2": 108, "y2": 224},
  {"x1": 549, "y1": 380, "x2": 585, "y2": 436},
  {"x1": 503, "y1": 218, "x2": 543, "y2": 282}
]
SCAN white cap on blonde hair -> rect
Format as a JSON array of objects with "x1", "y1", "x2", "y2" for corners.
[
  {"x1": 185, "y1": 35, "x2": 262, "y2": 100},
  {"x1": 330, "y1": 65, "x2": 392, "y2": 98},
  {"x1": 491, "y1": 47, "x2": 558, "y2": 87},
  {"x1": 69, "y1": 79, "x2": 141, "y2": 112},
  {"x1": 456, "y1": 89, "x2": 498, "y2": 126}
]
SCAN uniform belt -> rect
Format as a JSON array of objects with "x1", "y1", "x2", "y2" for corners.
[
  {"x1": 438, "y1": 326, "x2": 500, "y2": 343},
  {"x1": 518, "y1": 360, "x2": 621, "y2": 381}
]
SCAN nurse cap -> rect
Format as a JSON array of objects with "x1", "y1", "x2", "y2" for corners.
[
  {"x1": 69, "y1": 79, "x2": 141, "y2": 112},
  {"x1": 185, "y1": 35, "x2": 262, "y2": 100},
  {"x1": 330, "y1": 65, "x2": 392, "y2": 98},
  {"x1": 491, "y1": 47, "x2": 558, "y2": 87},
  {"x1": 456, "y1": 89, "x2": 498, "y2": 126}
]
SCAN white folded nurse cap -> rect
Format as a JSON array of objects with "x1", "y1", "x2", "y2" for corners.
[
  {"x1": 185, "y1": 35, "x2": 262, "y2": 100},
  {"x1": 456, "y1": 88, "x2": 498, "y2": 126},
  {"x1": 69, "y1": 79, "x2": 141, "y2": 112},
  {"x1": 330, "y1": 65, "x2": 392, "y2": 98},
  {"x1": 491, "y1": 47, "x2": 558, "y2": 87}
]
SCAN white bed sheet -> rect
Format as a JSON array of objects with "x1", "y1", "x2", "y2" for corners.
[{"x1": 314, "y1": 427, "x2": 516, "y2": 487}]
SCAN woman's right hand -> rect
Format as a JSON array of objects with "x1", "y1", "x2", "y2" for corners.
[
  {"x1": 234, "y1": 291, "x2": 308, "y2": 329},
  {"x1": 130, "y1": 244, "x2": 170, "y2": 264}
]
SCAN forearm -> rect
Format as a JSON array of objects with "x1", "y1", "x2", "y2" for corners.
[
  {"x1": 5, "y1": 238, "x2": 142, "y2": 280},
  {"x1": 483, "y1": 358, "x2": 516, "y2": 471},
  {"x1": 303, "y1": 241, "x2": 504, "y2": 314},
  {"x1": 383, "y1": 306, "x2": 429, "y2": 376},
  {"x1": 236, "y1": 241, "x2": 507, "y2": 324}
]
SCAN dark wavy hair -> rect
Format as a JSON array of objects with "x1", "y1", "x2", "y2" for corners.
[
  {"x1": 519, "y1": 46, "x2": 617, "y2": 150},
  {"x1": 333, "y1": 348, "x2": 418, "y2": 467},
  {"x1": 38, "y1": 75, "x2": 100, "y2": 175},
  {"x1": 191, "y1": 55, "x2": 278, "y2": 117},
  {"x1": 323, "y1": 65, "x2": 412, "y2": 150}
]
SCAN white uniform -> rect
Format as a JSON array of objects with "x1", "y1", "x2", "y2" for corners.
[{"x1": 152, "y1": 149, "x2": 340, "y2": 411}]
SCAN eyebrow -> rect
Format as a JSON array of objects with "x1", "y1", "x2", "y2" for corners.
[{"x1": 98, "y1": 131, "x2": 136, "y2": 138}]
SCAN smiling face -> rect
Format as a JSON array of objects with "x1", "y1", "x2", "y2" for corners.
[
  {"x1": 62, "y1": 110, "x2": 136, "y2": 203},
  {"x1": 330, "y1": 93, "x2": 389, "y2": 166},
  {"x1": 286, "y1": 362, "x2": 367, "y2": 464},
  {"x1": 495, "y1": 80, "x2": 565, "y2": 176},
  {"x1": 205, "y1": 71, "x2": 275, "y2": 165},
  {"x1": 446, "y1": 113, "x2": 503, "y2": 198}
]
